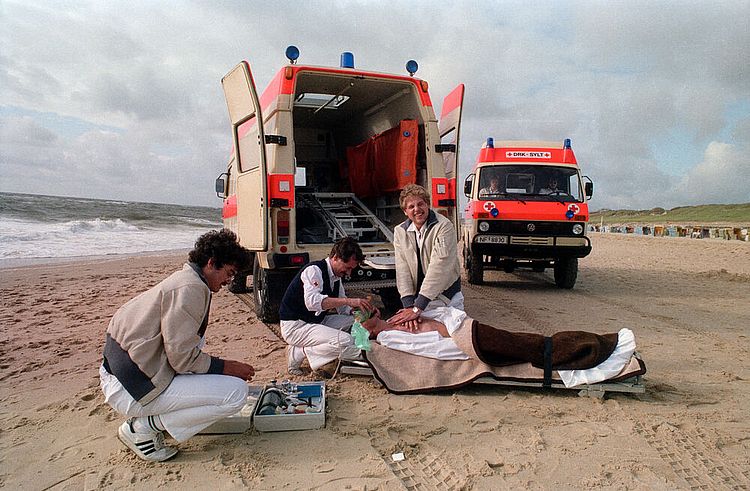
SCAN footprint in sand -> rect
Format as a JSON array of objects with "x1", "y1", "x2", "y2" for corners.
[{"x1": 314, "y1": 461, "x2": 336, "y2": 473}]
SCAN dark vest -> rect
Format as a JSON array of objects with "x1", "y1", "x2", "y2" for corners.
[{"x1": 279, "y1": 259, "x2": 341, "y2": 323}]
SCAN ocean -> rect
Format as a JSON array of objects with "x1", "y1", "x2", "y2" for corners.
[{"x1": 0, "y1": 192, "x2": 224, "y2": 265}]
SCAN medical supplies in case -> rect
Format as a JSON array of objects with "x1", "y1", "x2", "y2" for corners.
[
  {"x1": 199, "y1": 381, "x2": 326, "y2": 434},
  {"x1": 253, "y1": 381, "x2": 326, "y2": 432}
]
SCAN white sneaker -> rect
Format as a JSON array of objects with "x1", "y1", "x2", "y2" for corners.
[
  {"x1": 287, "y1": 345, "x2": 305, "y2": 376},
  {"x1": 118, "y1": 419, "x2": 178, "y2": 462}
]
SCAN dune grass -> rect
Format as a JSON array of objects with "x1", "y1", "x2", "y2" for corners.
[{"x1": 590, "y1": 203, "x2": 750, "y2": 225}]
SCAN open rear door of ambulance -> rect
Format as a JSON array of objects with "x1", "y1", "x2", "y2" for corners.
[
  {"x1": 222, "y1": 61, "x2": 267, "y2": 250},
  {"x1": 438, "y1": 83, "x2": 465, "y2": 237}
]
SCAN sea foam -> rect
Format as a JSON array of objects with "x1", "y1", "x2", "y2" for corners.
[{"x1": 0, "y1": 192, "x2": 222, "y2": 260}]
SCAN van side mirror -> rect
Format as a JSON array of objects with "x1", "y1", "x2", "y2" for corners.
[
  {"x1": 215, "y1": 173, "x2": 228, "y2": 198},
  {"x1": 464, "y1": 174, "x2": 475, "y2": 198},
  {"x1": 583, "y1": 177, "x2": 593, "y2": 199}
]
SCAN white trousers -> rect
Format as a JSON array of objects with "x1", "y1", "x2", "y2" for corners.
[
  {"x1": 280, "y1": 314, "x2": 359, "y2": 370},
  {"x1": 99, "y1": 365, "x2": 248, "y2": 442}
]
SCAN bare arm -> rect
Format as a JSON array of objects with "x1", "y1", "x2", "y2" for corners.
[{"x1": 320, "y1": 296, "x2": 376, "y2": 314}]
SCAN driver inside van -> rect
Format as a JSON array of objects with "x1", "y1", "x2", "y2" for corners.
[
  {"x1": 539, "y1": 177, "x2": 561, "y2": 194},
  {"x1": 479, "y1": 175, "x2": 501, "y2": 197}
]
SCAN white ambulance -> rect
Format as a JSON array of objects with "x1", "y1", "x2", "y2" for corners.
[{"x1": 215, "y1": 47, "x2": 464, "y2": 322}]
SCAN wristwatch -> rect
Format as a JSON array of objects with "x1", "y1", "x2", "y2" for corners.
[{"x1": 411, "y1": 306, "x2": 421, "y2": 315}]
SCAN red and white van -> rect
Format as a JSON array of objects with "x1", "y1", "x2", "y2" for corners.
[
  {"x1": 462, "y1": 139, "x2": 593, "y2": 288},
  {"x1": 215, "y1": 47, "x2": 464, "y2": 322}
]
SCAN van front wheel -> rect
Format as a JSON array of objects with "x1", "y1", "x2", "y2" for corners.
[
  {"x1": 553, "y1": 257, "x2": 578, "y2": 289},
  {"x1": 253, "y1": 259, "x2": 290, "y2": 323},
  {"x1": 467, "y1": 249, "x2": 484, "y2": 285}
]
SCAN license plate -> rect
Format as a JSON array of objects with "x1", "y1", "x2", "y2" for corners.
[{"x1": 476, "y1": 235, "x2": 507, "y2": 244}]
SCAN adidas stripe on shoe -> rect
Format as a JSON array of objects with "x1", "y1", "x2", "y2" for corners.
[{"x1": 118, "y1": 419, "x2": 178, "y2": 462}]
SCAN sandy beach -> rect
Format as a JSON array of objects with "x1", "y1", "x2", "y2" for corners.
[{"x1": 1, "y1": 233, "x2": 748, "y2": 489}]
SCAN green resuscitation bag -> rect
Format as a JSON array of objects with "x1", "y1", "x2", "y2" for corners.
[{"x1": 351, "y1": 309, "x2": 372, "y2": 351}]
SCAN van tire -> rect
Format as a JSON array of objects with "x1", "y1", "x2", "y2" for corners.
[
  {"x1": 554, "y1": 257, "x2": 578, "y2": 289},
  {"x1": 467, "y1": 249, "x2": 484, "y2": 285},
  {"x1": 252, "y1": 259, "x2": 292, "y2": 323}
]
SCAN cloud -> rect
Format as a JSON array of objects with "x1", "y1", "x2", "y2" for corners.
[
  {"x1": 672, "y1": 141, "x2": 750, "y2": 205},
  {"x1": 0, "y1": 0, "x2": 747, "y2": 209}
]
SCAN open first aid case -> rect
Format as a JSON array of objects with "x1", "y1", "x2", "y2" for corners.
[{"x1": 200, "y1": 381, "x2": 326, "y2": 434}]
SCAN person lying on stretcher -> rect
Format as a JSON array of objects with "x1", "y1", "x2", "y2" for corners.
[{"x1": 358, "y1": 306, "x2": 637, "y2": 387}]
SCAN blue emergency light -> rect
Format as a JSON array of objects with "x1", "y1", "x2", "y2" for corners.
[
  {"x1": 406, "y1": 60, "x2": 418, "y2": 76},
  {"x1": 564, "y1": 138, "x2": 571, "y2": 149},
  {"x1": 491, "y1": 208, "x2": 499, "y2": 217},
  {"x1": 566, "y1": 210, "x2": 575, "y2": 219},
  {"x1": 340, "y1": 52, "x2": 355, "y2": 68},
  {"x1": 486, "y1": 137, "x2": 494, "y2": 148},
  {"x1": 285, "y1": 45, "x2": 300, "y2": 64}
]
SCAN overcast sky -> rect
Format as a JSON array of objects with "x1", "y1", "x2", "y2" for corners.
[{"x1": 1, "y1": 0, "x2": 748, "y2": 210}]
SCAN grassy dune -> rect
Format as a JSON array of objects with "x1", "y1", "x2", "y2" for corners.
[{"x1": 591, "y1": 203, "x2": 750, "y2": 226}]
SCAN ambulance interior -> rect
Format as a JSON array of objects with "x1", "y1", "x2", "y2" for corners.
[{"x1": 290, "y1": 72, "x2": 426, "y2": 245}]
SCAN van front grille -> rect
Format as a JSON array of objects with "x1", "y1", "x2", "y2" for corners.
[{"x1": 510, "y1": 236, "x2": 553, "y2": 246}]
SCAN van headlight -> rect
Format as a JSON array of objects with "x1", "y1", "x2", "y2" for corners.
[
  {"x1": 572, "y1": 224, "x2": 584, "y2": 235},
  {"x1": 479, "y1": 221, "x2": 490, "y2": 232}
]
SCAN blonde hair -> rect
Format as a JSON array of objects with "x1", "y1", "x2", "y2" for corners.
[{"x1": 399, "y1": 184, "x2": 431, "y2": 210}]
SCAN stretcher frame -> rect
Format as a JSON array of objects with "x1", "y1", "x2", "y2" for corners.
[
  {"x1": 297, "y1": 192, "x2": 394, "y2": 243},
  {"x1": 339, "y1": 354, "x2": 646, "y2": 399}
]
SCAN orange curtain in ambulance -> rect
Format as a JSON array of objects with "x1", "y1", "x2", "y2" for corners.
[{"x1": 345, "y1": 120, "x2": 418, "y2": 198}]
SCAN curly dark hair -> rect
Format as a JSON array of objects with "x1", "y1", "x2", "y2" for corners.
[
  {"x1": 329, "y1": 236, "x2": 365, "y2": 263},
  {"x1": 188, "y1": 229, "x2": 252, "y2": 270}
]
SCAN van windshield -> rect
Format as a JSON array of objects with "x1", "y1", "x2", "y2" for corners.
[{"x1": 478, "y1": 165, "x2": 584, "y2": 202}]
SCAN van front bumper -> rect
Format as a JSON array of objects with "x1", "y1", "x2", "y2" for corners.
[{"x1": 471, "y1": 235, "x2": 591, "y2": 259}]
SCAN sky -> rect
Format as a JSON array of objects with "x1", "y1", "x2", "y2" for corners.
[{"x1": 1, "y1": 0, "x2": 748, "y2": 210}]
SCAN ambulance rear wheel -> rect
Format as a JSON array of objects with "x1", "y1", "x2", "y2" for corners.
[
  {"x1": 467, "y1": 249, "x2": 484, "y2": 284},
  {"x1": 228, "y1": 252, "x2": 255, "y2": 293},
  {"x1": 253, "y1": 259, "x2": 290, "y2": 323},
  {"x1": 228, "y1": 270, "x2": 250, "y2": 293},
  {"x1": 554, "y1": 257, "x2": 578, "y2": 289}
]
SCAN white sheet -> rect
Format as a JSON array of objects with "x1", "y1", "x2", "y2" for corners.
[
  {"x1": 376, "y1": 307, "x2": 470, "y2": 360},
  {"x1": 376, "y1": 330, "x2": 470, "y2": 360},
  {"x1": 557, "y1": 328, "x2": 636, "y2": 387}
]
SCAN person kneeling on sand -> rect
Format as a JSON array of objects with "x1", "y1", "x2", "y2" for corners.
[
  {"x1": 279, "y1": 237, "x2": 377, "y2": 376},
  {"x1": 99, "y1": 229, "x2": 254, "y2": 462}
]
